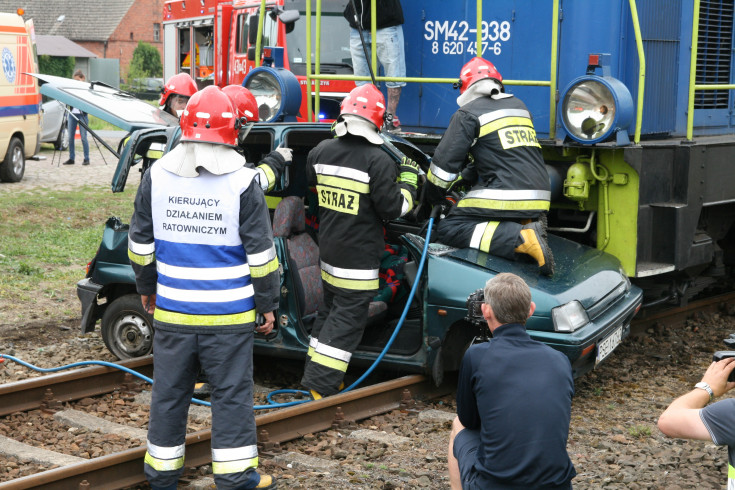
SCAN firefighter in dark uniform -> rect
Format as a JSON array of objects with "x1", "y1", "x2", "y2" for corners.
[
  {"x1": 223, "y1": 84, "x2": 292, "y2": 194},
  {"x1": 159, "y1": 72, "x2": 198, "y2": 117},
  {"x1": 128, "y1": 86, "x2": 278, "y2": 490},
  {"x1": 426, "y1": 57, "x2": 554, "y2": 275},
  {"x1": 301, "y1": 84, "x2": 419, "y2": 399}
]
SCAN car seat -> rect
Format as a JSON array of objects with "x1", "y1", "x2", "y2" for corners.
[{"x1": 272, "y1": 197, "x2": 388, "y2": 331}]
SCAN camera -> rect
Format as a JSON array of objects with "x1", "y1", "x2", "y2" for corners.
[
  {"x1": 465, "y1": 288, "x2": 491, "y2": 344},
  {"x1": 465, "y1": 288, "x2": 485, "y2": 326},
  {"x1": 713, "y1": 351, "x2": 735, "y2": 382}
]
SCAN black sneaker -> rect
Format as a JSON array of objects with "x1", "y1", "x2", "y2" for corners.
[
  {"x1": 63, "y1": 159, "x2": 75, "y2": 165},
  {"x1": 82, "y1": 159, "x2": 90, "y2": 166}
]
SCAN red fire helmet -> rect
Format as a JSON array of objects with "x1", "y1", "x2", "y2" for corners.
[
  {"x1": 222, "y1": 85, "x2": 259, "y2": 123},
  {"x1": 159, "y1": 73, "x2": 198, "y2": 107},
  {"x1": 180, "y1": 86, "x2": 238, "y2": 146},
  {"x1": 339, "y1": 84, "x2": 386, "y2": 129},
  {"x1": 459, "y1": 57, "x2": 503, "y2": 94}
]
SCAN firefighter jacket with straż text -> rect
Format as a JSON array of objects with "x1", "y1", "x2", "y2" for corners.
[
  {"x1": 428, "y1": 95, "x2": 551, "y2": 220},
  {"x1": 127, "y1": 162, "x2": 280, "y2": 334},
  {"x1": 307, "y1": 135, "x2": 415, "y2": 291},
  {"x1": 344, "y1": 0, "x2": 404, "y2": 30}
]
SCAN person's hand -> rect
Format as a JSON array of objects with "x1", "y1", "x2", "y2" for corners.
[
  {"x1": 256, "y1": 311, "x2": 275, "y2": 335},
  {"x1": 141, "y1": 294, "x2": 156, "y2": 314},
  {"x1": 398, "y1": 156, "x2": 420, "y2": 188},
  {"x1": 275, "y1": 146, "x2": 293, "y2": 162},
  {"x1": 701, "y1": 357, "x2": 735, "y2": 397}
]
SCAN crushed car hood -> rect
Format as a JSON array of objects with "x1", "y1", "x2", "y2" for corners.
[{"x1": 422, "y1": 233, "x2": 628, "y2": 318}]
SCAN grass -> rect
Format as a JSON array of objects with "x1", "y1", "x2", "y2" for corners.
[
  {"x1": 0, "y1": 188, "x2": 136, "y2": 306},
  {"x1": 627, "y1": 424, "x2": 652, "y2": 438}
]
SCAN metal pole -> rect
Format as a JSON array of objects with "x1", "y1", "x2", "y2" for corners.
[
  {"x1": 306, "y1": 0, "x2": 313, "y2": 121},
  {"x1": 348, "y1": 0, "x2": 377, "y2": 84},
  {"x1": 549, "y1": 0, "x2": 559, "y2": 139},
  {"x1": 687, "y1": 0, "x2": 701, "y2": 141},
  {"x1": 254, "y1": 0, "x2": 266, "y2": 68},
  {"x1": 628, "y1": 0, "x2": 646, "y2": 144}
]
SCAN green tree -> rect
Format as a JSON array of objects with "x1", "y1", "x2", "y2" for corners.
[
  {"x1": 128, "y1": 41, "x2": 162, "y2": 81},
  {"x1": 38, "y1": 55, "x2": 75, "y2": 77}
]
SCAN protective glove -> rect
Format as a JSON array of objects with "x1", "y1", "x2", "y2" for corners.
[
  {"x1": 275, "y1": 146, "x2": 293, "y2": 163},
  {"x1": 423, "y1": 180, "x2": 447, "y2": 206},
  {"x1": 398, "y1": 156, "x2": 420, "y2": 189}
]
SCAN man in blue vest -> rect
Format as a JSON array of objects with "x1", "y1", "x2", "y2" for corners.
[{"x1": 128, "y1": 86, "x2": 278, "y2": 490}]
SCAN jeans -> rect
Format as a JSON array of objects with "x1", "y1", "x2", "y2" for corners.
[
  {"x1": 349, "y1": 25, "x2": 406, "y2": 88},
  {"x1": 67, "y1": 112, "x2": 89, "y2": 161}
]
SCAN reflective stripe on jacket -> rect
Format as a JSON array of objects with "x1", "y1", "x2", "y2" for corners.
[{"x1": 430, "y1": 95, "x2": 550, "y2": 219}]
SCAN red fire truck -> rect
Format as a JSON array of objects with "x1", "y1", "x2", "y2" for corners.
[{"x1": 162, "y1": 0, "x2": 355, "y2": 121}]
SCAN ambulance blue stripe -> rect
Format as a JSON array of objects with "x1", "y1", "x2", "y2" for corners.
[
  {"x1": 157, "y1": 275, "x2": 251, "y2": 291},
  {"x1": 155, "y1": 239, "x2": 248, "y2": 266},
  {"x1": 0, "y1": 104, "x2": 40, "y2": 117},
  {"x1": 156, "y1": 296, "x2": 256, "y2": 316}
]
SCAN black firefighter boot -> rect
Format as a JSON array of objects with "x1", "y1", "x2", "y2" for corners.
[{"x1": 515, "y1": 221, "x2": 555, "y2": 276}]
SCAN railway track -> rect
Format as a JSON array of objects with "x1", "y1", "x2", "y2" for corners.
[
  {"x1": 0, "y1": 369, "x2": 452, "y2": 489},
  {"x1": 1, "y1": 292, "x2": 733, "y2": 489}
]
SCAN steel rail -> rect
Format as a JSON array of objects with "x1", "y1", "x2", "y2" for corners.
[
  {"x1": 0, "y1": 374, "x2": 453, "y2": 489},
  {"x1": 0, "y1": 356, "x2": 153, "y2": 416},
  {"x1": 631, "y1": 291, "x2": 735, "y2": 335}
]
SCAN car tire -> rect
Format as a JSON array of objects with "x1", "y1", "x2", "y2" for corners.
[
  {"x1": 54, "y1": 125, "x2": 69, "y2": 151},
  {"x1": 101, "y1": 294, "x2": 154, "y2": 359},
  {"x1": 0, "y1": 136, "x2": 26, "y2": 183}
]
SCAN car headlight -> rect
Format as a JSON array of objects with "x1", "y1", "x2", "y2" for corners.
[
  {"x1": 243, "y1": 66, "x2": 301, "y2": 122},
  {"x1": 560, "y1": 75, "x2": 633, "y2": 145},
  {"x1": 552, "y1": 300, "x2": 590, "y2": 333}
]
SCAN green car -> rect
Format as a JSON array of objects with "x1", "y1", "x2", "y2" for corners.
[{"x1": 36, "y1": 74, "x2": 642, "y2": 381}]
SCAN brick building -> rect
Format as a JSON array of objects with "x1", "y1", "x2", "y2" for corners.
[{"x1": 0, "y1": 0, "x2": 163, "y2": 78}]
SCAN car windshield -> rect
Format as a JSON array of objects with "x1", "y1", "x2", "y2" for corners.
[
  {"x1": 34, "y1": 74, "x2": 179, "y2": 131},
  {"x1": 285, "y1": 0, "x2": 352, "y2": 75}
]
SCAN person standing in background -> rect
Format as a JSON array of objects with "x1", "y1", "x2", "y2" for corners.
[
  {"x1": 63, "y1": 70, "x2": 90, "y2": 165},
  {"x1": 344, "y1": 0, "x2": 406, "y2": 131}
]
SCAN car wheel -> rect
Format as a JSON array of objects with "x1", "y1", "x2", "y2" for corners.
[
  {"x1": 101, "y1": 294, "x2": 154, "y2": 359},
  {"x1": 54, "y1": 125, "x2": 69, "y2": 151},
  {"x1": 0, "y1": 137, "x2": 26, "y2": 183}
]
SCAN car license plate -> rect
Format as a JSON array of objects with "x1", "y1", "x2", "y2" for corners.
[{"x1": 596, "y1": 326, "x2": 623, "y2": 364}]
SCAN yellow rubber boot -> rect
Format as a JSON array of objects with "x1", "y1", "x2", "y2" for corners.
[
  {"x1": 515, "y1": 221, "x2": 555, "y2": 276},
  {"x1": 255, "y1": 473, "x2": 277, "y2": 489},
  {"x1": 310, "y1": 382, "x2": 344, "y2": 400}
]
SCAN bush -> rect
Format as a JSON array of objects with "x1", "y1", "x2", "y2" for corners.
[
  {"x1": 38, "y1": 55, "x2": 75, "y2": 78},
  {"x1": 128, "y1": 41, "x2": 162, "y2": 81}
]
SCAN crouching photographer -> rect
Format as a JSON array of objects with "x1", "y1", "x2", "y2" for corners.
[
  {"x1": 658, "y1": 350, "x2": 735, "y2": 488},
  {"x1": 448, "y1": 273, "x2": 577, "y2": 489}
]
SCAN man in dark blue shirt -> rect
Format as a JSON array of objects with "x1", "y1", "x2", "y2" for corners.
[
  {"x1": 448, "y1": 273, "x2": 577, "y2": 489},
  {"x1": 658, "y1": 356, "x2": 735, "y2": 487}
]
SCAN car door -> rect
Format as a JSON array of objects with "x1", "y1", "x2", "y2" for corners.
[{"x1": 31, "y1": 74, "x2": 178, "y2": 134}]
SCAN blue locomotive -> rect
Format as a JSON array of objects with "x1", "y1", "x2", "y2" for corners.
[{"x1": 386, "y1": 0, "x2": 735, "y2": 306}]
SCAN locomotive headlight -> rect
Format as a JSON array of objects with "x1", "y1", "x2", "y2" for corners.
[
  {"x1": 552, "y1": 300, "x2": 589, "y2": 333},
  {"x1": 560, "y1": 75, "x2": 633, "y2": 145},
  {"x1": 243, "y1": 66, "x2": 301, "y2": 122}
]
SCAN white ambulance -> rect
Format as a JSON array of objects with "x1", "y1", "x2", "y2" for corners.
[{"x1": 0, "y1": 11, "x2": 41, "y2": 183}]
